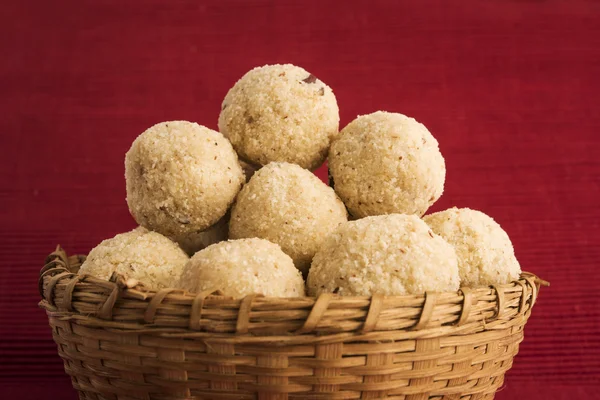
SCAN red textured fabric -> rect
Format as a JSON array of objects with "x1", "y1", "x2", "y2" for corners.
[{"x1": 1, "y1": 0, "x2": 599, "y2": 398}]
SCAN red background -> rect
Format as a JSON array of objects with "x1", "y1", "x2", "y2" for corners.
[{"x1": 1, "y1": 0, "x2": 599, "y2": 398}]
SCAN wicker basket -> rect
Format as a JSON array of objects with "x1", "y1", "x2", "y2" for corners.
[{"x1": 39, "y1": 246, "x2": 548, "y2": 400}]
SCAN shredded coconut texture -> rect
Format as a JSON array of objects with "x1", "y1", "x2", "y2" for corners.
[
  {"x1": 423, "y1": 207, "x2": 521, "y2": 287},
  {"x1": 78, "y1": 227, "x2": 189, "y2": 290},
  {"x1": 126, "y1": 121, "x2": 245, "y2": 237},
  {"x1": 229, "y1": 162, "x2": 348, "y2": 274},
  {"x1": 329, "y1": 111, "x2": 445, "y2": 218},
  {"x1": 307, "y1": 214, "x2": 459, "y2": 296},
  {"x1": 218, "y1": 64, "x2": 339, "y2": 170},
  {"x1": 176, "y1": 238, "x2": 305, "y2": 298}
]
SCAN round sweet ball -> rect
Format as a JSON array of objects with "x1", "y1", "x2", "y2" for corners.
[
  {"x1": 307, "y1": 214, "x2": 460, "y2": 296},
  {"x1": 218, "y1": 64, "x2": 339, "y2": 170},
  {"x1": 126, "y1": 121, "x2": 245, "y2": 237},
  {"x1": 229, "y1": 162, "x2": 348, "y2": 274},
  {"x1": 423, "y1": 207, "x2": 521, "y2": 286},
  {"x1": 329, "y1": 111, "x2": 446, "y2": 218},
  {"x1": 176, "y1": 238, "x2": 305, "y2": 298},
  {"x1": 78, "y1": 227, "x2": 189, "y2": 290},
  {"x1": 170, "y1": 212, "x2": 230, "y2": 256}
]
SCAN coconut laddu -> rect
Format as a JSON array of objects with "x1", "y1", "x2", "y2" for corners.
[
  {"x1": 125, "y1": 121, "x2": 245, "y2": 243},
  {"x1": 329, "y1": 111, "x2": 446, "y2": 218},
  {"x1": 219, "y1": 64, "x2": 339, "y2": 170},
  {"x1": 229, "y1": 162, "x2": 348, "y2": 275}
]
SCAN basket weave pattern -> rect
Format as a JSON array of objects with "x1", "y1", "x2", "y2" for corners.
[{"x1": 39, "y1": 247, "x2": 546, "y2": 400}]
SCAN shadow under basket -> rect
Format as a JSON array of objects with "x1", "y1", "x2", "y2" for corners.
[{"x1": 39, "y1": 246, "x2": 548, "y2": 400}]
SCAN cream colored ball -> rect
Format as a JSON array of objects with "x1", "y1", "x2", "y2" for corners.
[
  {"x1": 176, "y1": 238, "x2": 305, "y2": 298},
  {"x1": 423, "y1": 207, "x2": 521, "y2": 286},
  {"x1": 329, "y1": 111, "x2": 446, "y2": 218},
  {"x1": 126, "y1": 121, "x2": 245, "y2": 238},
  {"x1": 78, "y1": 227, "x2": 189, "y2": 290},
  {"x1": 229, "y1": 162, "x2": 348, "y2": 274},
  {"x1": 307, "y1": 214, "x2": 460, "y2": 296},
  {"x1": 218, "y1": 64, "x2": 339, "y2": 170}
]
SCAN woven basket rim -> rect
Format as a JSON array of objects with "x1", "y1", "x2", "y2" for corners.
[
  {"x1": 39, "y1": 245, "x2": 548, "y2": 340},
  {"x1": 39, "y1": 245, "x2": 549, "y2": 298}
]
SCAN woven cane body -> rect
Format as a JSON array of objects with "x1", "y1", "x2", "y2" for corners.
[{"x1": 39, "y1": 247, "x2": 546, "y2": 400}]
